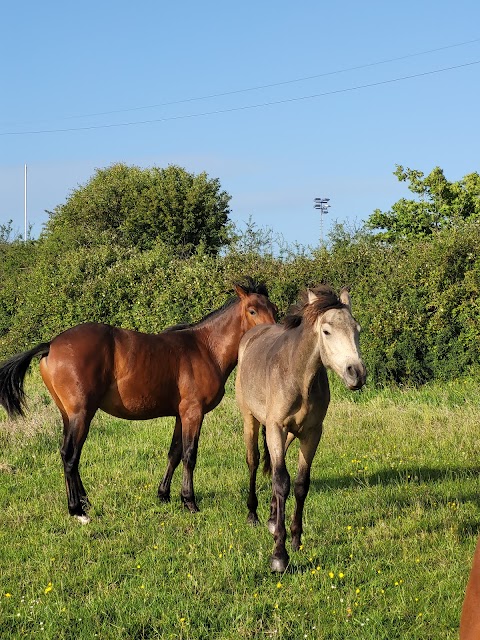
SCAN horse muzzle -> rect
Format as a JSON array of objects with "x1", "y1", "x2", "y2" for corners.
[{"x1": 344, "y1": 361, "x2": 367, "y2": 391}]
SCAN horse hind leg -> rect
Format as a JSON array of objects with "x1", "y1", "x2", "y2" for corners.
[
  {"x1": 158, "y1": 417, "x2": 182, "y2": 502},
  {"x1": 243, "y1": 413, "x2": 260, "y2": 525},
  {"x1": 60, "y1": 410, "x2": 94, "y2": 523},
  {"x1": 40, "y1": 356, "x2": 100, "y2": 523}
]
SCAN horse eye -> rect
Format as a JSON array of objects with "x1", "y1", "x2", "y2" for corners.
[
  {"x1": 249, "y1": 309, "x2": 257, "y2": 316},
  {"x1": 323, "y1": 329, "x2": 331, "y2": 336}
]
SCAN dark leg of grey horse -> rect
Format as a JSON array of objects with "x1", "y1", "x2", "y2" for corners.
[
  {"x1": 267, "y1": 493, "x2": 277, "y2": 534},
  {"x1": 243, "y1": 413, "x2": 261, "y2": 524},
  {"x1": 270, "y1": 461, "x2": 291, "y2": 572},
  {"x1": 291, "y1": 467, "x2": 310, "y2": 550},
  {"x1": 267, "y1": 432, "x2": 295, "y2": 533},
  {"x1": 158, "y1": 417, "x2": 182, "y2": 502},
  {"x1": 291, "y1": 430, "x2": 322, "y2": 550},
  {"x1": 60, "y1": 410, "x2": 94, "y2": 523},
  {"x1": 180, "y1": 404, "x2": 204, "y2": 513}
]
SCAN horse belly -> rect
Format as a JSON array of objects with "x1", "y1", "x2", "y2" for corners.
[{"x1": 100, "y1": 377, "x2": 178, "y2": 420}]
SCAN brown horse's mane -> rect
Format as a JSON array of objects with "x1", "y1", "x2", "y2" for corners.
[
  {"x1": 164, "y1": 277, "x2": 269, "y2": 332},
  {"x1": 283, "y1": 284, "x2": 346, "y2": 330}
]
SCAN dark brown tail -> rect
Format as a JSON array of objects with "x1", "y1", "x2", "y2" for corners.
[
  {"x1": 0, "y1": 343, "x2": 50, "y2": 417},
  {"x1": 262, "y1": 425, "x2": 272, "y2": 475}
]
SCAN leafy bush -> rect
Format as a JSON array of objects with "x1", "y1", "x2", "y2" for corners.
[
  {"x1": 42, "y1": 163, "x2": 231, "y2": 256},
  {"x1": 1, "y1": 220, "x2": 479, "y2": 387}
]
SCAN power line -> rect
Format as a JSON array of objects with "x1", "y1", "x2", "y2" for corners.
[
  {"x1": 22, "y1": 36, "x2": 480, "y2": 124},
  {"x1": 1, "y1": 59, "x2": 479, "y2": 137}
]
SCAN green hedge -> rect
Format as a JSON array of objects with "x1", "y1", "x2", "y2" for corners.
[{"x1": 1, "y1": 222, "x2": 479, "y2": 386}]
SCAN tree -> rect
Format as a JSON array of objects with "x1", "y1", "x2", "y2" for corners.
[
  {"x1": 42, "y1": 163, "x2": 232, "y2": 256},
  {"x1": 366, "y1": 165, "x2": 480, "y2": 242}
]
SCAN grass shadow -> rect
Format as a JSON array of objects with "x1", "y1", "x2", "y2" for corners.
[{"x1": 311, "y1": 465, "x2": 480, "y2": 494}]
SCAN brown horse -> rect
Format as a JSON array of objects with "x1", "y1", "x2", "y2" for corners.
[
  {"x1": 460, "y1": 535, "x2": 480, "y2": 639},
  {"x1": 0, "y1": 278, "x2": 277, "y2": 523},
  {"x1": 236, "y1": 284, "x2": 366, "y2": 572}
]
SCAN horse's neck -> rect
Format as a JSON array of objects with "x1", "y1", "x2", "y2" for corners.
[
  {"x1": 290, "y1": 325, "x2": 327, "y2": 392},
  {"x1": 196, "y1": 306, "x2": 243, "y2": 377}
]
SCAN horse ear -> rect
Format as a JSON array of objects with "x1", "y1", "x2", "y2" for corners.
[
  {"x1": 234, "y1": 284, "x2": 248, "y2": 299},
  {"x1": 340, "y1": 288, "x2": 352, "y2": 311},
  {"x1": 307, "y1": 289, "x2": 318, "y2": 304}
]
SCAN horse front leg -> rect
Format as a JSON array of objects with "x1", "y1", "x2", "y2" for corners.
[
  {"x1": 266, "y1": 425, "x2": 289, "y2": 572},
  {"x1": 267, "y1": 432, "x2": 296, "y2": 533},
  {"x1": 291, "y1": 428, "x2": 322, "y2": 551},
  {"x1": 179, "y1": 403, "x2": 204, "y2": 513},
  {"x1": 158, "y1": 417, "x2": 182, "y2": 502}
]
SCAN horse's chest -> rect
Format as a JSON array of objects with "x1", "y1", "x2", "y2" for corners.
[
  {"x1": 280, "y1": 382, "x2": 328, "y2": 433},
  {"x1": 287, "y1": 399, "x2": 320, "y2": 431}
]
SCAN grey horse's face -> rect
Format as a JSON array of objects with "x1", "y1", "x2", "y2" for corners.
[{"x1": 315, "y1": 304, "x2": 366, "y2": 390}]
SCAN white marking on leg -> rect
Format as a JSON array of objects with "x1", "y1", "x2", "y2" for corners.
[{"x1": 75, "y1": 514, "x2": 91, "y2": 525}]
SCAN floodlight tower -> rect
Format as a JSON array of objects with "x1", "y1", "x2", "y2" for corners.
[{"x1": 314, "y1": 197, "x2": 330, "y2": 246}]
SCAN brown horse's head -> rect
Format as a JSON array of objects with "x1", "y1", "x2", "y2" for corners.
[{"x1": 234, "y1": 278, "x2": 277, "y2": 333}]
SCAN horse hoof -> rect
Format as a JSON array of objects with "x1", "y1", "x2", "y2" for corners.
[
  {"x1": 182, "y1": 499, "x2": 200, "y2": 513},
  {"x1": 267, "y1": 519, "x2": 276, "y2": 535},
  {"x1": 247, "y1": 513, "x2": 260, "y2": 526},
  {"x1": 75, "y1": 514, "x2": 91, "y2": 525},
  {"x1": 158, "y1": 491, "x2": 171, "y2": 503},
  {"x1": 270, "y1": 556, "x2": 288, "y2": 573}
]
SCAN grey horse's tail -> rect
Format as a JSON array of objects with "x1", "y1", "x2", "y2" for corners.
[
  {"x1": 262, "y1": 425, "x2": 272, "y2": 475},
  {"x1": 0, "y1": 343, "x2": 50, "y2": 418}
]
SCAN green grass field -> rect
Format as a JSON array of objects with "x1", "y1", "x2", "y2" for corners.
[{"x1": 1, "y1": 374, "x2": 479, "y2": 639}]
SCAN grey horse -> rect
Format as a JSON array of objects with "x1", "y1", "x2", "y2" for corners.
[{"x1": 236, "y1": 284, "x2": 366, "y2": 572}]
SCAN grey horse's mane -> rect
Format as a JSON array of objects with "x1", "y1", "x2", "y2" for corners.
[{"x1": 283, "y1": 284, "x2": 346, "y2": 330}]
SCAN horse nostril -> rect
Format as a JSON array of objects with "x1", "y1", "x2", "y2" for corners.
[{"x1": 345, "y1": 363, "x2": 366, "y2": 390}]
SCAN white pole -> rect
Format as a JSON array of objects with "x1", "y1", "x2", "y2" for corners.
[{"x1": 24, "y1": 163, "x2": 27, "y2": 241}]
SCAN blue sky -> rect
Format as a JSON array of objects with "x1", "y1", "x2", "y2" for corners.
[{"x1": 1, "y1": 1, "x2": 479, "y2": 248}]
